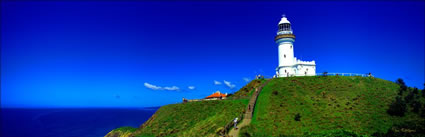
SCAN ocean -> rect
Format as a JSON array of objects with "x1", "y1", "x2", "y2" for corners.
[{"x1": 0, "y1": 108, "x2": 158, "y2": 137}]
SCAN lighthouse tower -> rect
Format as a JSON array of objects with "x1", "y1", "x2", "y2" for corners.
[{"x1": 275, "y1": 15, "x2": 316, "y2": 77}]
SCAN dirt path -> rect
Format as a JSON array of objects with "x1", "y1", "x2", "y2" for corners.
[
  {"x1": 228, "y1": 119, "x2": 250, "y2": 137},
  {"x1": 228, "y1": 79, "x2": 271, "y2": 137}
]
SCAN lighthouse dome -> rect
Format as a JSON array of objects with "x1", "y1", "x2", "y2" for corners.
[{"x1": 278, "y1": 16, "x2": 290, "y2": 24}]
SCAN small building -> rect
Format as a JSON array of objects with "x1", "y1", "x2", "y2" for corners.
[{"x1": 205, "y1": 91, "x2": 227, "y2": 100}]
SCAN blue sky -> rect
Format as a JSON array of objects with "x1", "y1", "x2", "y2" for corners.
[{"x1": 1, "y1": 1, "x2": 424, "y2": 108}]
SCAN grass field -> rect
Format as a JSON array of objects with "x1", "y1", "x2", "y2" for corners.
[
  {"x1": 134, "y1": 99, "x2": 248, "y2": 137},
  {"x1": 242, "y1": 76, "x2": 419, "y2": 136},
  {"x1": 106, "y1": 79, "x2": 268, "y2": 137},
  {"x1": 107, "y1": 76, "x2": 424, "y2": 137},
  {"x1": 231, "y1": 79, "x2": 266, "y2": 98}
]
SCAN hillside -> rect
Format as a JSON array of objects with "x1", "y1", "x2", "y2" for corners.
[
  {"x1": 105, "y1": 80, "x2": 264, "y2": 137},
  {"x1": 241, "y1": 76, "x2": 424, "y2": 136},
  {"x1": 106, "y1": 76, "x2": 425, "y2": 137}
]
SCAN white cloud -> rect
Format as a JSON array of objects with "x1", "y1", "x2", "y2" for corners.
[
  {"x1": 144, "y1": 82, "x2": 180, "y2": 91},
  {"x1": 223, "y1": 80, "x2": 236, "y2": 89},
  {"x1": 188, "y1": 86, "x2": 195, "y2": 90},
  {"x1": 243, "y1": 77, "x2": 250, "y2": 82},
  {"x1": 163, "y1": 86, "x2": 179, "y2": 91},
  {"x1": 214, "y1": 80, "x2": 222, "y2": 85},
  {"x1": 144, "y1": 82, "x2": 162, "y2": 90}
]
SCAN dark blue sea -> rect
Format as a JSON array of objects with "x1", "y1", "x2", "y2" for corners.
[{"x1": 0, "y1": 107, "x2": 158, "y2": 137}]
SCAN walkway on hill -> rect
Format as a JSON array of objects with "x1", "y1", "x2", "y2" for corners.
[{"x1": 228, "y1": 79, "x2": 271, "y2": 137}]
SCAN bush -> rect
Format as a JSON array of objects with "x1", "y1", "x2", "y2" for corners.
[
  {"x1": 387, "y1": 96, "x2": 407, "y2": 116},
  {"x1": 421, "y1": 104, "x2": 425, "y2": 118},
  {"x1": 422, "y1": 84, "x2": 425, "y2": 98},
  {"x1": 294, "y1": 113, "x2": 301, "y2": 121},
  {"x1": 215, "y1": 127, "x2": 225, "y2": 136},
  {"x1": 413, "y1": 87, "x2": 419, "y2": 94},
  {"x1": 239, "y1": 125, "x2": 267, "y2": 137},
  {"x1": 396, "y1": 78, "x2": 407, "y2": 95},
  {"x1": 411, "y1": 101, "x2": 422, "y2": 114},
  {"x1": 405, "y1": 91, "x2": 415, "y2": 104},
  {"x1": 396, "y1": 78, "x2": 406, "y2": 87}
]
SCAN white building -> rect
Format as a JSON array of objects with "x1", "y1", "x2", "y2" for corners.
[{"x1": 275, "y1": 15, "x2": 316, "y2": 77}]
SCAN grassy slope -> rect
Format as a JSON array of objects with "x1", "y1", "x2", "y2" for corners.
[
  {"x1": 106, "y1": 79, "x2": 267, "y2": 137},
  {"x1": 232, "y1": 79, "x2": 266, "y2": 98},
  {"x1": 129, "y1": 80, "x2": 268, "y2": 136},
  {"x1": 245, "y1": 76, "x2": 409, "y2": 136},
  {"x1": 133, "y1": 99, "x2": 248, "y2": 137},
  {"x1": 106, "y1": 127, "x2": 138, "y2": 137}
]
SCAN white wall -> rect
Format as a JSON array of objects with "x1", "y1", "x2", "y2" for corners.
[
  {"x1": 278, "y1": 42, "x2": 295, "y2": 67},
  {"x1": 278, "y1": 66, "x2": 296, "y2": 77},
  {"x1": 277, "y1": 64, "x2": 316, "y2": 77},
  {"x1": 294, "y1": 65, "x2": 316, "y2": 76}
]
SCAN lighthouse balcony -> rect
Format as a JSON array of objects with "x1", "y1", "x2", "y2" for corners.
[
  {"x1": 275, "y1": 34, "x2": 296, "y2": 41},
  {"x1": 277, "y1": 31, "x2": 293, "y2": 35}
]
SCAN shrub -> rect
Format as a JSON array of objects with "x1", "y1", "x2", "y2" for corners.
[
  {"x1": 422, "y1": 84, "x2": 425, "y2": 98},
  {"x1": 239, "y1": 125, "x2": 258, "y2": 137},
  {"x1": 413, "y1": 87, "x2": 419, "y2": 94},
  {"x1": 294, "y1": 113, "x2": 301, "y2": 121},
  {"x1": 411, "y1": 101, "x2": 422, "y2": 114},
  {"x1": 387, "y1": 96, "x2": 407, "y2": 116},
  {"x1": 215, "y1": 127, "x2": 225, "y2": 136},
  {"x1": 421, "y1": 104, "x2": 425, "y2": 118},
  {"x1": 273, "y1": 90, "x2": 279, "y2": 95},
  {"x1": 405, "y1": 91, "x2": 415, "y2": 104},
  {"x1": 423, "y1": 89, "x2": 425, "y2": 98},
  {"x1": 396, "y1": 78, "x2": 406, "y2": 87},
  {"x1": 396, "y1": 78, "x2": 407, "y2": 95}
]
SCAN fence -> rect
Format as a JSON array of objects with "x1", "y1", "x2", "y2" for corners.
[
  {"x1": 221, "y1": 113, "x2": 244, "y2": 136},
  {"x1": 266, "y1": 73, "x2": 373, "y2": 78},
  {"x1": 317, "y1": 73, "x2": 372, "y2": 77}
]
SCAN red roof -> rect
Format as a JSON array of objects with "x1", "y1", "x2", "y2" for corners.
[{"x1": 205, "y1": 92, "x2": 227, "y2": 99}]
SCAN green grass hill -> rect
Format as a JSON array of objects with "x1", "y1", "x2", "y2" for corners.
[
  {"x1": 106, "y1": 76, "x2": 425, "y2": 137},
  {"x1": 241, "y1": 76, "x2": 419, "y2": 136},
  {"x1": 105, "y1": 80, "x2": 265, "y2": 137}
]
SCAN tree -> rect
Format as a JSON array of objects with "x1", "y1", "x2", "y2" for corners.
[
  {"x1": 404, "y1": 91, "x2": 415, "y2": 104},
  {"x1": 422, "y1": 84, "x2": 425, "y2": 98},
  {"x1": 387, "y1": 96, "x2": 407, "y2": 116},
  {"x1": 396, "y1": 78, "x2": 407, "y2": 95},
  {"x1": 421, "y1": 104, "x2": 425, "y2": 118},
  {"x1": 396, "y1": 78, "x2": 406, "y2": 86},
  {"x1": 411, "y1": 101, "x2": 421, "y2": 114},
  {"x1": 413, "y1": 87, "x2": 419, "y2": 94}
]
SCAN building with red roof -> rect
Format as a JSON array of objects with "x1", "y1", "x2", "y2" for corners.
[{"x1": 205, "y1": 91, "x2": 227, "y2": 100}]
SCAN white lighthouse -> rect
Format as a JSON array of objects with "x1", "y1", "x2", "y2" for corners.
[{"x1": 275, "y1": 15, "x2": 316, "y2": 77}]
